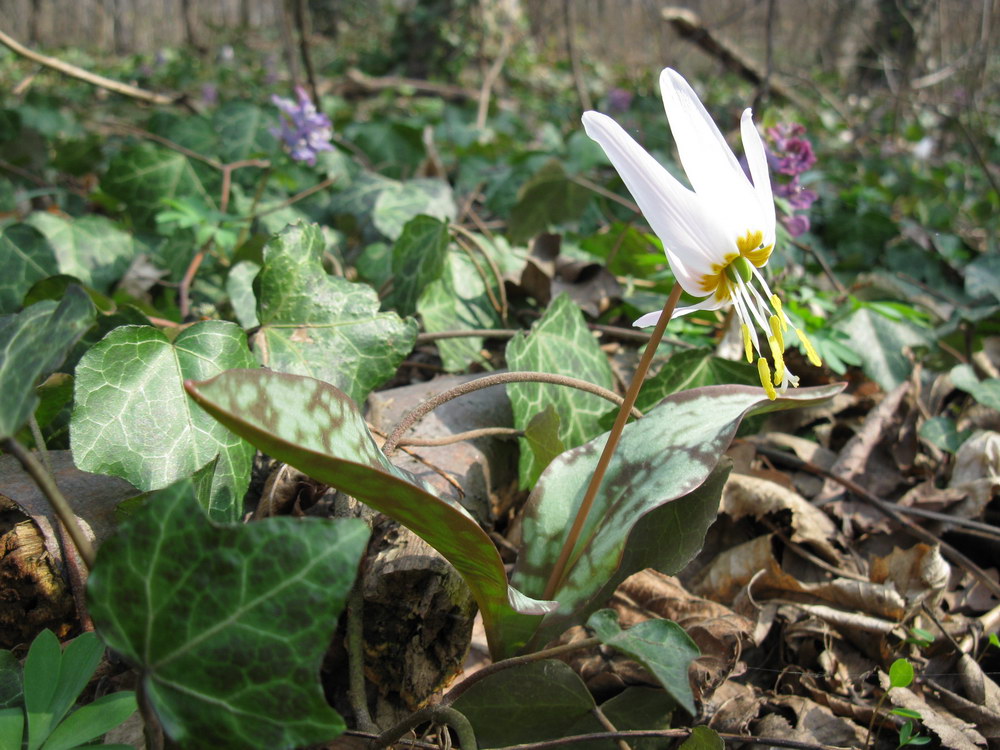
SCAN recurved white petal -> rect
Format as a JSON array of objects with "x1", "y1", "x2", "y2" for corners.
[
  {"x1": 741, "y1": 108, "x2": 776, "y2": 245},
  {"x1": 633, "y1": 294, "x2": 726, "y2": 328}
]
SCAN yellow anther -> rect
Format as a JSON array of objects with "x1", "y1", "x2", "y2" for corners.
[
  {"x1": 796, "y1": 328, "x2": 822, "y2": 367},
  {"x1": 741, "y1": 323, "x2": 753, "y2": 363},
  {"x1": 770, "y1": 294, "x2": 788, "y2": 332},
  {"x1": 768, "y1": 336, "x2": 785, "y2": 385},
  {"x1": 757, "y1": 357, "x2": 777, "y2": 400},
  {"x1": 769, "y1": 314, "x2": 784, "y2": 350}
]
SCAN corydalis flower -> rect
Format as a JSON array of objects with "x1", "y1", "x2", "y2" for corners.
[
  {"x1": 582, "y1": 68, "x2": 820, "y2": 399},
  {"x1": 271, "y1": 87, "x2": 334, "y2": 166}
]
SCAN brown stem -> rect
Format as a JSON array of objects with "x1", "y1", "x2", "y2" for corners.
[
  {"x1": 542, "y1": 283, "x2": 682, "y2": 600},
  {"x1": 380, "y1": 372, "x2": 643, "y2": 457},
  {"x1": 1, "y1": 437, "x2": 95, "y2": 569},
  {"x1": 399, "y1": 427, "x2": 522, "y2": 447},
  {"x1": 292, "y1": 0, "x2": 321, "y2": 108}
]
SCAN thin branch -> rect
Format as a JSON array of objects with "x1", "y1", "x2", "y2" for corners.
[
  {"x1": 476, "y1": 26, "x2": 515, "y2": 129},
  {"x1": 370, "y1": 706, "x2": 477, "y2": 750},
  {"x1": 380, "y1": 372, "x2": 643, "y2": 457},
  {"x1": 347, "y1": 584, "x2": 378, "y2": 733},
  {"x1": 543, "y1": 283, "x2": 683, "y2": 599},
  {"x1": 0, "y1": 28, "x2": 183, "y2": 108},
  {"x1": 1, "y1": 437, "x2": 95, "y2": 569}
]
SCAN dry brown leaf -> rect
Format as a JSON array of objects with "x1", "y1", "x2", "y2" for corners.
[
  {"x1": 721, "y1": 473, "x2": 843, "y2": 562},
  {"x1": 702, "y1": 679, "x2": 761, "y2": 734},
  {"x1": 885, "y1": 683, "x2": 987, "y2": 750},
  {"x1": 929, "y1": 678, "x2": 1000, "y2": 741},
  {"x1": 751, "y1": 695, "x2": 867, "y2": 749},
  {"x1": 869, "y1": 543, "x2": 949, "y2": 615}
]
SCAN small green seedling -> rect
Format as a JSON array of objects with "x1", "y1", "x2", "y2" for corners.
[
  {"x1": 0, "y1": 629, "x2": 136, "y2": 750},
  {"x1": 989, "y1": 632, "x2": 999, "y2": 650},
  {"x1": 904, "y1": 627, "x2": 934, "y2": 649}
]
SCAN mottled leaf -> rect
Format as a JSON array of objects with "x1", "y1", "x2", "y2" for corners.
[
  {"x1": 372, "y1": 178, "x2": 457, "y2": 240},
  {"x1": 417, "y1": 246, "x2": 503, "y2": 372},
  {"x1": 508, "y1": 160, "x2": 590, "y2": 245},
  {"x1": 965, "y1": 252, "x2": 1000, "y2": 303},
  {"x1": 102, "y1": 143, "x2": 218, "y2": 228},
  {"x1": 510, "y1": 384, "x2": 844, "y2": 652},
  {"x1": 506, "y1": 294, "x2": 614, "y2": 487},
  {"x1": 70, "y1": 321, "x2": 255, "y2": 521},
  {"x1": 87, "y1": 480, "x2": 368, "y2": 750},
  {"x1": 387, "y1": 215, "x2": 450, "y2": 316},
  {"x1": 251, "y1": 222, "x2": 416, "y2": 404},
  {"x1": 0, "y1": 286, "x2": 95, "y2": 439},
  {"x1": 636, "y1": 348, "x2": 758, "y2": 412},
  {"x1": 214, "y1": 102, "x2": 277, "y2": 163},
  {"x1": 451, "y1": 660, "x2": 604, "y2": 748},
  {"x1": 838, "y1": 307, "x2": 930, "y2": 391},
  {"x1": 588, "y1": 609, "x2": 699, "y2": 715},
  {"x1": 23, "y1": 213, "x2": 135, "y2": 293},
  {"x1": 184, "y1": 369, "x2": 554, "y2": 658},
  {"x1": 226, "y1": 260, "x2": 261, "y2": 329},
  {"x1": 0, "y1": 223, "x2": 58, "y2": 314}
]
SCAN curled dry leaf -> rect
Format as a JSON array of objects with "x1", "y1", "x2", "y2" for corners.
[
  {"x1": 869, "y1": 543, "x2": 949, "y2": 615},
  {"x1": 751, "y1": 695, "x2": 868, "y2": 750},
  {"x1": 884, "y1": 679, "x2": 987, "y2": 750}
]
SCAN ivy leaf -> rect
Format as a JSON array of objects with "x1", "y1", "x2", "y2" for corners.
[
  {"x1": 386, "y1": 215, "x2": 450, "y2": 317},
  {"x1": 251, "y1": 222, "x2": 416, "y2": 404},
  {"x1": 838, "y1": 307, "x2": 930, "y2": 391},
  {"x1": 184, "y1": 369, "x2": 555, "y2": 659},
  {"x1": 102, "y1": 143, "x2": 218, "y2": 229},
  {"x1": 70, "y1": 321, "x2": 255, "y2": 521},
  {"x1": 213, "y1": 102, "x2": 277, "y2": 163},
  {"x1": 636, "y1": 348, "x2": 758, "y2": 412},
  {"x1": 417, "y1": 245, "x2": 503, "y2": 372},
  {"x1": 372, "y1": 178, "x2": 457, "y2": 240},
  {"x1": 0, "y1": 223, "x2": 58, "y2": 314},
  {"x1": 588, "y1": 609, "x2": 699, "y2": 715},
  {"x1": 87, "y1": 479, "x2": 369, "y2": 750},
  {"x1": 226, "y1": 260, "x2": 261, "y2": 329},
  {"x1": 22, "y1": 213, "x2": 135, "y2": 293},
  {"x1": 0, "y1": 286, "x2": 95, "y2": 439},
  {"x1": 508, "y1": 160, "x2": 590, "y2": 244},
  {"x1": 509, "y1": 384, "x2": 845, "y2": 652},
  {"x1": 506, "y1": 294, "x2": 614, "y2": 487},
  {"x1": 450, "y1": 660, "x2": 604, "y2": 748}
]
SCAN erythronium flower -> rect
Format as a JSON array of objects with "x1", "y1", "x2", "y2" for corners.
[{"x1": 582, "y1": 68, "x2": 821, "y2": 399}]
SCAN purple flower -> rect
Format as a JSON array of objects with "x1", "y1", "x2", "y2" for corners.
[
  {"x1": 782, "y1": 213, "x2": 810, "y2": 237},
  {"x1": 606, "y1": 87, "x2": 633, "y2": 113},
  {"x1": 271, "y1": 87, "x2": 334, "y2": 166},
  {"x1": 201, "y1": 83, "x2": 218, "y2": 106},
  {"x1": 766, "y1": 123, "x2": 818, "y2": 236}
]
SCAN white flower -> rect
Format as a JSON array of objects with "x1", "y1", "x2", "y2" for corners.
[{"x1": 582, "y1": 68, "x2": 821, "y2": 399}]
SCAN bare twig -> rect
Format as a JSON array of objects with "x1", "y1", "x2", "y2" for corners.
[
  {"x1": 347, "y1": 584, "x2": 378, "y2": 733},
  {"x1": 0, "y1": 28, "x2": 183, "y2": 108},
  {"x1": 476, "y1": 27, "x2": 515, "y2": 129}
]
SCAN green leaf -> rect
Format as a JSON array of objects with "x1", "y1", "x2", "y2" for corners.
[
  {"x1": 38, "y1": 691, "x2": 136, "y2": 750},
  {"x1": 918, "y1": 416, "x2": 969, "y2": 453},
  {"x1": 417, "y1": 245, "x2": 503, "y2": 372},
  {"x1": 23, "y1": 213, "x2": 135, "y2": 293},
  {"x1": 70, "y1": 320, "x2": 255, "y2": 521},
  {"x1": 0, "y1": 708, "x2": 23, "y2": 750},
  {"x1": 0, "y1": 286, "x2": 95, "y2": 439},
  {"x1": 636, "y1": 348, "x2": 758, "y2": 412},
  {"x1": 600, "y1": 687, "x2": 674, "y2": 750},
  {"x1": 0, "y1": 651, "x2": 22, "y2": 709},
  {"x1": 251, "y1": 222, "x2": 416, "y2": 404},
  {"x1": 588, "y1": 610, "x2": 699, "y2": 715},
  {"x1": 508, "y1": 160, "x2": 590, "y2": 244},
  {"x1": 226, "y1": 260, "x2": 261, "y2": 329},
  {"x1": 451, "y1": 660, "x2": 604, "y2": 748},
  {"x1": 950, "y1": 364, "x2": 1000, "y2": 411},
  {"x1": 184, "y1": 369, "x2": 554, "y2": 659},
  {"x1": 510, "y1": 384, "x2": 844, "y2": 653},
  {"x1": 372, "y1": 178, "x2": 457, "y2": 240},
  {"x1": 86, "y1": 479, "x2": 369, "y2": 750},
  {"x1": 889, "y1": 658, "x2": 915, "y2": 689},
  {"x1": 891, "y1": 707, "x2": 923, "y2": 719},
  {"x1": 838, "y1": 307, "x2": 930, "y2": 391},
  {"x1": 41, "y1": 632, "x2": 105, "y2": 745},
  {"x1": 678, "y1": 726, "x2": 725, "y2": 750},
  {"x1": 23, "y1": 630, "x2": 61, "y2": 750},
  {"x1": 0, "y1": 223, "x2": 59, "y2": 313},
  {"x1": 506, "y1": 294, "x2": 615, "y2": 487},
  {"x1": 213, "y1": 102, "x2": 277, "y2": 163},
  {"x1": 387, "y1": 215, "x2": 450, "y2": 317},
  {"x1": 102, "y1": 143, "x2": 218, "y2": 228},
  {"x1": 965, "y1": 252, "x2": 1000, "y2": 303},
  {"x1": 523, "y1": 405, "x2": 565, "y2": 474}
]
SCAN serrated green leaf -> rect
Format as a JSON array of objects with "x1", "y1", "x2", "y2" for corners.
[
  {"x1": 87, "y1": 479, "x2": 368, "y2": 750},
  {"x1": 70, "y1": 321, "x2": 255, "y2": 521},
  {"x1": 0, "y1": 286, "x2": 95, "y2": 439},
  {"x1": 23, "y1": 213, "x2": 135, "y2": 293},
  {"x1": 506, "y1": 294, "x2": 614, "y2": 487},
  {"x1": 636, "y1": 348, "x2": 758, "y2": 412},
  {"x1": 510, "y1": 384, "x2": 844, "y2": 652},
  {"x1": 588, "y1": 609, "x2": 699, "y2": 715},
  {"x1": 184, "y1": 369, "x2": 554, "y2": 658},
  {"x1": 213, "y1": 102, "x2": 277, "y2": 163},
  {"x1": 0, "y1": 223, "x2": 59, "y2": 314},
  {"x1": 417, "y1": 245, "x2": 502, "y2": 372},
  {"x1": 372, "y1": 178, "x2": 457, "y2": 240},
  {"x1": 102, "y1": 143, "x2": 218, "y2": 228},
  {"x1": 451, "y1": 660, "x2": 604, "y2": 748},
  {"x1": 508, "y1": 160, "x2": 590, "y2": 244},
  {"x1": 838, "y1": 307, "x2": 930, "y2": 391},
  {"x1": 250, "y1": 222, "x2": 416, "y2": 404},
  {"x1": 387, "y1": 215, "x2": 450, "y2": 316},
  {"x1": 38, "y1": 691, "x2": 136, "y2": 750}
]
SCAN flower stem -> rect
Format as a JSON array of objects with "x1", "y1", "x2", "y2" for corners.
[{"x1": 542, "y1": 282, "x2": 683, "y2": 600}]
